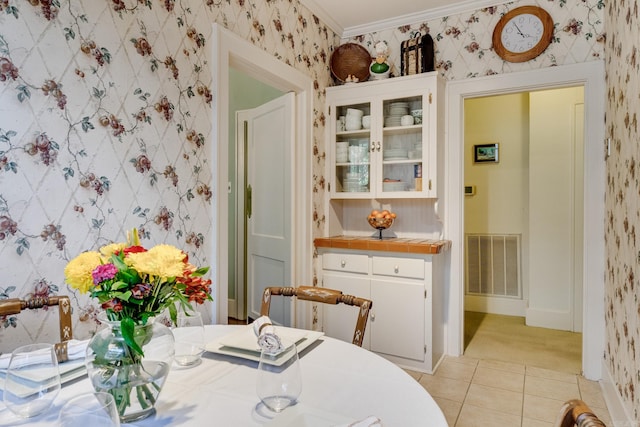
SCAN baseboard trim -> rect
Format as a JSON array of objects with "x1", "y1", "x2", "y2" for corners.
[
  {"x1": 464, "y1": 295, "x2": 526, "y2": 316},
  {"x1": 525, "y1": 307, "x2": 572, "y2": 331},
  {"x1": 601, "y1": 359, "x2": 636, "y2": 426}
]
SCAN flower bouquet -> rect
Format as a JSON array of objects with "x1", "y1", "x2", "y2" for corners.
[{"x1": 64, "y1": 229, "x2": 212, "y2": 421}]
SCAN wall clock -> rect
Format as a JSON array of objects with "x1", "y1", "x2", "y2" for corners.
[{"x1": 492, "y1": 6, "x2": 554, "y2": 63}]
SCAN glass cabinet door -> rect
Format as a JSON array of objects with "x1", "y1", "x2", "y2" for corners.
[
  {"x1": 378, "y1": 94, "x2": 424, "y2": 195},
  {"x1": 333, "y1": 101, "x2": 371, "y2": 195}
]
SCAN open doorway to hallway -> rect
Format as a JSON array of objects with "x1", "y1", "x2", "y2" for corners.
[{"x1": 462, "y1": 87, "x2": 584, "y2": 373}]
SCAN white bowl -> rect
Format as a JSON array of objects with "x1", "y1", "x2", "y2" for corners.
[
  {"x1": 401, "y1": 115, "x2": 414, "y2": 126},
  {"x1": 346, "y1": 108, "x2": 363, "y2": 117}
]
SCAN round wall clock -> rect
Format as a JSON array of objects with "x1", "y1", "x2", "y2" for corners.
[{"x1": 492, "y1": 6, "x2": 554, "y2": 63}]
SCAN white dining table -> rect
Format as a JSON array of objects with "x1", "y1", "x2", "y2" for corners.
[{"x1": 0, "y1": 325, "x2": 448, "y2": 426}]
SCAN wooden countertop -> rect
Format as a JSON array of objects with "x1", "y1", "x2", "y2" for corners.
[{"x1": 314, "y1": 236, "x2": 451, "y2": 255}]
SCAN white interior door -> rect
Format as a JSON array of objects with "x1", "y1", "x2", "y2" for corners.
[
  {"x1": 528, "y1": 87, "x2": 584, "y2": 331},
  {"x1": 242, "y1": 92, "x2": 295, "y2": 326}
]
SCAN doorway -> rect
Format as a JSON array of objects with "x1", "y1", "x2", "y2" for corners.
[
  {"x1": 445, "y1": 61, "x2": 605, "y2": 380},
  {"x1": 227, "y1": 69, "x2": 284, "y2": 322},
  {"x1": 237, "y1": 93, "x2": 295, "y2": 327},
  {"x1": 463, "y1": 88, "x2": 584, "y2": 332},
  {"x1": 211, "y1": 24, "x2": 314, "y2": 328}
]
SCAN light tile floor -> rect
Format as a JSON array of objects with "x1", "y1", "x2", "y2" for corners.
[{"x1": 405, "y1": 356, "x2": 613, "y2": 427}]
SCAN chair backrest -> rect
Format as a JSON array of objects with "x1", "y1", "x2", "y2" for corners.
[
  {"x1": 0, "y1": 296, "x2": 73, "y2": 361},
  {"x1": 260, "y1": 286, "x2": 372, "y2": 347},
  {"x1": 555, "y1": 399, "x2": 607, "y2": 427}
]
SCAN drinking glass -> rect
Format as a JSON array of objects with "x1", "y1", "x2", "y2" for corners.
[
  {"x1": 256, "y1": 341, "x2": 302, "y2": 412},
  {"x1": 173, "y1": 310, "x2": 205, "y2": 367},
  {"x1": 59, "y1": 392, "x2": 120, "y2": 427},
  {"x1": 3, "y1": 343, "x2": 60, "y2": 418}
]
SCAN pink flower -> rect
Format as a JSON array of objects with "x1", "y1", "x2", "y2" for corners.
[{"x1": 92, "y1": 263, "x2": 118, "y2": 284}]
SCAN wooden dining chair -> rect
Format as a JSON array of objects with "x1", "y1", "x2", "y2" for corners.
[
  {"x1": 555, "y1": 399, "x2": 607, "y2": 427},
  {"x1": 260, "y1": 286, "x2": 372, "y2": 347},
  {"x1": 0, "y1": 296, "x2": 74, "y2": 361}
]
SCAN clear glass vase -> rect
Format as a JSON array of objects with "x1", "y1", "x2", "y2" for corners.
[{"x1": 85, "y1": 315, "x2": 175, "y2": 423}]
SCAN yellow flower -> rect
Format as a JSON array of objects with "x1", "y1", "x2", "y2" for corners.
[
  {"x1": 64, "y1": 251, "x2": 102, "y2": 293},
  {"x1": 100, "y1": 243, "x2": 126, "y2": 258},
  {"x1": 127, "y1": 244, "x2": 186, "y2": 279}
]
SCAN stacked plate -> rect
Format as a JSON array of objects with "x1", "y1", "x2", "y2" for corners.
[
  {"x1": 385, "y1": 102, "x2": 410, "y2": 127},
  {"x1": 384, "y1": 148, "x2": 408, "y2": 160},
  {"x1": 383, "y1": 181, "x2": 406, "y2": 191},
  {"x1": 343, "y1": 178, "x2": 366, "y2": 192}
]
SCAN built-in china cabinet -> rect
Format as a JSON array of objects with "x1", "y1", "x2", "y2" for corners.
[{"x1": 315, "y1": 72, "x2": 449, "y2": 374}]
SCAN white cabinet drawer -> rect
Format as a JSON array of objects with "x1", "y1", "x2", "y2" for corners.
[
  {"x1": 372, "y1": 256, "x2": 424, "y2": 279},
  {"x1": 322, "y1": 252, "x2": 369, "y2": 274}
]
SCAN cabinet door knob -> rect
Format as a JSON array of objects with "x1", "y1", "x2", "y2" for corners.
[
  {"x1": 370, "y1": 313, "x2": 375, "y2": 321},
  {"x1": 394, "y1": 265, "x2": 399, "y2": 273},
  {"x1": 341, "y1": 260, "x2": 346, "y2": 268},
  {"x1": 376, "y1": 141, "x2": 381, "y2": 152},
  {"x1": 370, "y1": 141, "x2": 376, "y2": 152}
]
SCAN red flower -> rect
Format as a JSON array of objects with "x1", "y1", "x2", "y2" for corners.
[
  {"x1": 102, "y1": 299, "x2": 123, "y2": 312},
  {"x1": 177, "y1": 269, "x2": 212, "y2": 305},
  {"x1": 122, "y1": 245, "x2": 147, "y2": 255}
]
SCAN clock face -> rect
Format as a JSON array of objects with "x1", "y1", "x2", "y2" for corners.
[
  {"x1": 492, "y1": 6, "x2": 553, "y2": 63},
  {"x1": 501, "y1": 14, "x2": 544, "y2": 53}
]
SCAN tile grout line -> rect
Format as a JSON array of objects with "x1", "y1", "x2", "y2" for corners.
[{"x1": 454, "y1": 359, "x2": 479, "y2": 427}]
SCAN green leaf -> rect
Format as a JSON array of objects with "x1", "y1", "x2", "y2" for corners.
[
  {"x1": 193, "y1": 266, "x2": 209, "y2": 276},
  {"x1": 121, "y1": 317, "x2": 144, "y2": 356},
  {"x1": 111, "y1": 281, "x2": 129, "y2": 290}
]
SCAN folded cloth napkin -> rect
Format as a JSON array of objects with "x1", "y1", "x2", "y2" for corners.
[
  {"x1": 252, "y1": 315, "x2": 282, "y2": 352},
  {"x1": 0, "y1": 339, "x2": 88, "y2": 369},
  {"x1": 335, "y1": 416, "x2": 383, "y2": 427}
]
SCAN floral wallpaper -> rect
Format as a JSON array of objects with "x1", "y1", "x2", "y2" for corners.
[
  {"x1": 342, "y1": 0, "x2": 605, "y2": 81},
  {"x1": 3, "y1": 0, "x2": 637, "y2": 422},
  {"x1": 604, "y1": 0, "x2": 640, "y2": 421},
  {"x1": 0, "y1": 0, "x2": 338, "y2": 350}
]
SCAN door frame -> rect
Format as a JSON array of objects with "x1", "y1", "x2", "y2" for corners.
[
  {"x1": 445, "y1": 61, "x2": 605, "y2": 380},
  {"x1": 211, "y1": 24, "x2": 314, "y2": 326}
]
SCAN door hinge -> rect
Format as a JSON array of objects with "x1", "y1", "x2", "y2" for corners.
[
  {"x1": 424, "y1": 345, "x2": 427, "y2": 354},
  {"x1": 246, "y1": 184, "x2": 252, "y2": 218},
  {"x1": 328, "y1": 182, "x2": 331, "y2": 192},
  {"x1": 328, "y1": 105, "x2": 331, "y2": 116},
  {"x1": 429, "y1": 93, "x2": 432, "y2": 104},
  {"x1": 424, "y1": 289, "x2": 427, "y2": 298},
  {"x1": 428, "y1": 179, "x2": 432, "y2": 190}
]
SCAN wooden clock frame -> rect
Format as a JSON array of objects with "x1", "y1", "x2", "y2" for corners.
[{"x1": 492, "y1": 6, "x2": 554, "y2": 63}]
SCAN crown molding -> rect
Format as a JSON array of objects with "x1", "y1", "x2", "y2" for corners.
[{"x1": 301, "y1": 0, "x2": 512, "y2": 40}]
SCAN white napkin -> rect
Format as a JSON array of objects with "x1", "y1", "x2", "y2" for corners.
[
  {"x1": 335, "y1": 416, "x2": 383, "y2": 427},
  {"x1": 0, "y1": 339, "x2": 88, "y2": 369},
  {"x1": 252, "y1": 315, "x2": 282, "y2": 352}
]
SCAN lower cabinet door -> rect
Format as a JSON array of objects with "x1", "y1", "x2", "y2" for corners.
[
  {"x1": 370, "y1": 278, "x2": 425, "y2": 361},
  {"x1": 322, "y1": 272, "x2": 371, "y2": 347}
]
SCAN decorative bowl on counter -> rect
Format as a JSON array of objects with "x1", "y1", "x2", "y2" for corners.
[{"x1": 367, "y1": 209, "x2": 396, "y2": 240}]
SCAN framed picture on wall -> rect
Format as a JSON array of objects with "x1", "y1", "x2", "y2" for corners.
[{"x1": 474, "y1": 143, "x2": 499, "y2": 163}]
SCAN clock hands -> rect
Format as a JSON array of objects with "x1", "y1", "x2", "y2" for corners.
[{"x1": 512, "y1": 22, "x2": 533, "y2": 38}]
